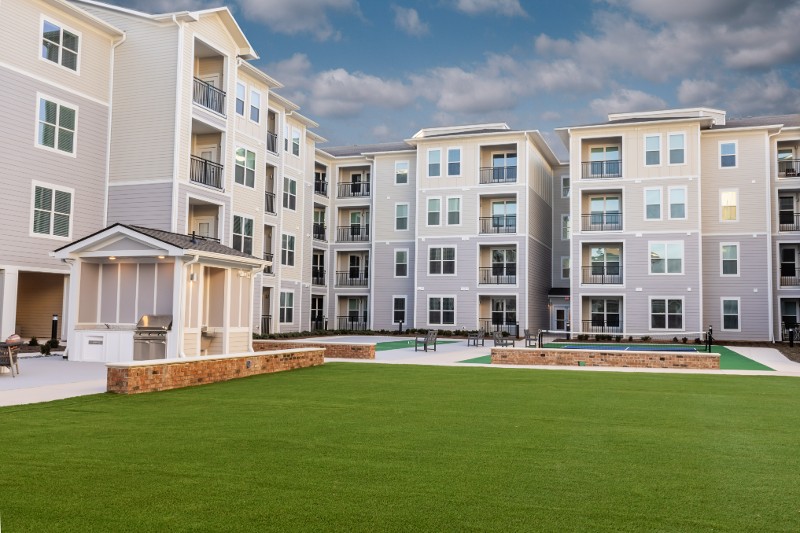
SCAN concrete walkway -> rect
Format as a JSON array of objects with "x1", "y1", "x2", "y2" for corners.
[{"x1": 0, "y1": 356, "x2": 106, "y2": 407}]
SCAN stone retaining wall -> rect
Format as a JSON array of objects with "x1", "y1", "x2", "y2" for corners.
[
  {"x1": 252, "y1": 340, "x2": 375, "y2": 359},
  {"x1": 107, "y1": 348, "x2": 324, "y2": 394},
  {"x1": 491, "y1": 347, "x2": 719, "y2": 369}
]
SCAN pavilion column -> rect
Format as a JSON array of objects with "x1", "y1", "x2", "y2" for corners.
[{"x1": 0, "y1": 267, "x2": 19, "y2": 339}]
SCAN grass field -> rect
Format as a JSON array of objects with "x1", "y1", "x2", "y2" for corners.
[{"x1": 3, "y1": 364, "x2": 800, "y2": 531}]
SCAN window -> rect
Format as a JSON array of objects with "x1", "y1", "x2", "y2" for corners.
[
  {"x1": 645, "y1": 134, "x2": 660, "y2": 166},
  {"x1": 292, "y1": 127, "x2": 301, "y2": 156},
  {"x1": 669, "y1": 187, "x2": 686, "y2": 220},
  {"x1": 37, "y1": 97, "x2": 76, "y2": 154},
  {"x1": 589, "y1": 145, "x2": 621, "y2": 177},
  {"x1": 561, "y1": 176, "x2": 570, "y2": 198},
  {"x1": 395, "y1": 250, "x2": 408, "y2": 277},
  {"x1": 42, "y1": 20, "x2": 78, "y2": 71},
  {"x1": 232, "y1": 215, "x2": 253, "y2": 255},
  {"x1": 722, "y1": 298, "x2": 740, "y2": 331},
  {"x1": 720, "y1": 142, "x2": 737, "y2": 168},
  {"x1": 235, "y1": 83, "x2": 245, "y2": 116},
  {"x1": 281, "y1": 234, "x2": 295, "y2": 266},
  {"x1": 491, "y1": 249, "x2": 516, "y2": 280},
  {"x1": 645, "y1": 188, "x2": 661, "y2": 220},
  {"x1": 427, "y1": 198, "x2": 441, "y2": 226},
  {"x1": 721, "y1": 189, "x2": 738, "y2": 221},
  {"x1": 590, "y1": 298, "x2": 620, "y2": 329},
  {"x1": 561, "y1": 214, "x2": 570, "y2": 240},
  {"x1": 650, "y1": 242, "x2": 683, "y2": 274},
  {"x1": 283, "y1": 178, "x2": 297, "y2": 210},
  {"x1": 492, "y1": 200, "x2": 516, "y2": 231},
  {"x1": 395, "y1": 203, "x2": 409, "y2": 230},
  {"x1": 429, "y1": 247, "x2": 455, "y2": 275},
  {"x1": 250, "y1": 90, "x2": 260, "y2": 122},
  {"x1": 447, "y1": 148, "x2": 461, "y2": 176},
  {"x1": 279, "y1": 292, "x2": 294, "y2": 323},
  {"x1": 284, "y1": 123, "x2": 289, "y2": 152},
  {"x1": 393, "y1": 297, "x2": 406, "y2": 324},
  {"x1": 32, "y1": 184, "x2": 72, "y2": 238},
  {"x1": 721, "y1": 243, "x2": 739, "y2": 276},
  {"x1": 234, "y1": 148, "x2": 255, "y2": 187},
  {"x1": 428, "y1": 149, "x2": 441, "y2": 177},
  {"x1": 669, "y1": 133, "x2": 685, "y2": 164},
  {"x1": 651, "y1": 298, "x2": 683, "y2": 330},
  {"x1": 395, "y1": 161, "x2": 409, "y2": 184},
  {"x1": 429, "y1": 297, "x2": 455, "y2": 325},
  {"x1": 447, "y1": 197, "x2": 460, "y2": 225}
]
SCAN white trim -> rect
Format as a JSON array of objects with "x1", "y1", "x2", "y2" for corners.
[
  {"x1": 394, "y1": 202, "x2": 410, "y2": 231},
  {"x1": 233, "y1": 146, "x2": 257, "y2": 189},
  {"x1": 446, "y1": 195, "x2": 462, "y2": 226},
  {"x1": 395, "y1": 160, "x2": 410, "y2": 185},
  {"x1": 667, "y1": 131, "x2": 687, "y2": 166},
  {"x1": 426, "y1": 244, "x2": 457, "y2": 277},
  {"x1": 721, "y1": 297, "x2": 741, "y2": 332},
  {"x1": 282, "y1": 176, "x2": 298, "y2": 210},
  {"x1": 644, "y1": 187, "x2": 662, "y2": 221},
  {"x1": 392, "y1": 295, "x2": 407, "y2": 325},
  {"x1": 720, "y1": 188, "x2": 739, "y2": 222},
  {"x1": 446, "y1": 146, "x2": 462, "y2": 177},
  {"x1": 426, "y1": 196, "x2": 442, "y2": 227},
  {"x1": 278, "y1": 289, "x2": 295, "y2": 324},
  {"x1": 235, "y1": 81, "x2": 246, "y2": 117},
  {"x1": 280, "y1": 231, "x2": 296, "y2": 267},
  {"x1": 39, "y1": 16, "x2": 82, "y2": 75},
  {"x1": 249, "y1": 88, "x2": 261, "y2": 124},
  {"x1": 648, "y1": 296, "x2": 686, "y2": 332},
  {"x1": 648, "y1": 241, "x2": 684, "y2": 275},
  {"x1": 667, "y1": 185, "x2": 687, "y2": 220},
  {"x1": 34, "y1": 92, "x2": 78, "y2": 158},
  {"x1": 560, "y1": 256, "x2": 570, "y2": 280},
  {"x1": 720, "y1": 242, "x2": 740, "y2": 277},
  {"x1": 719, "y1": 140, "x2": 738, "y2": 169},
  {"x1": 561, "y1": 175, "x2": 570, "y2": 198},
  {"x1": 427, "y1": 148, "x2": 442, "y2": 178},
  {"x1": 231, "y1": 213, "x2": 254, "y2": 255},
  {"x1": 644, "y1": 133, "x2": 661, "y2": 167},
  {"x1": 427, "y1": 294, "x2": 456, "y2": 326},
  {"x1": 29, "y1": 180, "x2": 75, "y2": 241},
  {"x1": 393, "y1": 248, "x2": 409, "y2": 278},
  {"x1": 561, "y1": 214, "x2": 570, "y2": 241}
]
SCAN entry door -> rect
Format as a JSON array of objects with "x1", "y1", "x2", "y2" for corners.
[
  {"x1": 781, "y1": 247, "x2": 797, "y2": 279},
  {"x1": 350, "y1": 212, "x2": 362, "y2": 238},
  {"x1": 349, "y1": 255, "x2": 361, "y2": 280},
  {"x1": 348, "y1": 298, "x2": 366, "y2": 324},
  {"x1": 491, "y1": 297, "x2": 516, "y2": 325},
  {"x1": 201, "y1": 74, "x2": 220, "y2": 89},
  {"x1": 553, "y1": 306, "x2": 569, "y2": 331},
  {"x1": 312, "y1": 254, "x2": 324, "y2": 279},
  {"x1": 193, "y1": 216, "x2": 216, "y2": 238},
  {"x1": 198, "y1": 145, "x2": 218, "y2": 163},
  {"x1": 351, "y1": 173, "x2": 362, "y2": 194}
]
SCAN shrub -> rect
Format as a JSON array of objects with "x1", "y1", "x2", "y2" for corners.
[
  {"x1": 615, "y1": 335, "x2": 622, "y2": 342},
  {"x1": 48, "y1": 339, "x2": 60, "y2": 349},
  {"x1": 28, "y1": 337, "x2": 39, "y2": 347},
  {"x1": 40, "y1": 343, "x2": 51, "y2": 355},
  {"x1": 694, "y1": 338, "x2": 702, "y2": 344},
  {"x1": 641, "y1": 336, "x2": 652, "y2": 342},
  {"x1": 672, "y1": 337, "x2": 679, "y2": 343},
  {"x1": 682, "y1": 337, "x2": 688, "y2": 344}
]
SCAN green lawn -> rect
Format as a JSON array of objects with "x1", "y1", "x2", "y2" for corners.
[{"x1": 3, "y1": 364, "x2": 800, "y2": 531}]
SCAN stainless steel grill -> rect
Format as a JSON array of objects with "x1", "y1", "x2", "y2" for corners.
[{"x1": 133, "y1": 314, "x2": 172, "y2": 361}]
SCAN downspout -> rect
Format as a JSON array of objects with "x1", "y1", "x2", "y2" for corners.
[
  {"x1": 178, "y1": 254, "x2": 200, "y2": 357},
  {"x1": 103, "y1": 32, "x2": 127, "y2": 227},
  {"x1": 766, "y1": 128, "x2": 782, "y2": 342}
]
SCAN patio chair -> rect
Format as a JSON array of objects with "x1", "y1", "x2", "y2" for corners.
[
  {"x1": 523, "y1": 329, "x2": 537, "y2": 348},
  {"x1": 415, "y1": 330, "x2": 438, "y2": 352},
  {"x1": 492, "y1": 331, "x2": 515, "y2": 347},
  {"x1": 467, "y1": 330, "x2": 485, "y2": 347},
  {"x1": 0, "y1": 342, "x2": 21, "y2": 377}
]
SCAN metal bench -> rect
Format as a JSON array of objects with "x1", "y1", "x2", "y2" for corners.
[
  {"x1": 467, "y1": 330, "x2": 485, "y2": 347},
  {"x1": 415, "y1": 330, "x2": 438, "y2": 352},
  {"x1": 492, "y1": 331, "x2": 515, "y2": 347},
  {"x1": 523, "y1": 329, "x2": 537, "y2": 348}
]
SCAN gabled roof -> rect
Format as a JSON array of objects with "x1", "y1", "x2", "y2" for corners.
[
  {"x1": 321, "y1": 142, "x2": 415, "y2": 158},
  {"x1": 44, "y1": 0, "x2": 124, "y2": 37}
]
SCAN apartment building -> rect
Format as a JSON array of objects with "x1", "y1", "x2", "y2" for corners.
[
  {"x1": 0, "y1": 0, "x2": 123, "y2": 340},
  {"x1": 558, "y1": 108, "x2": 800, "y2": 341}
]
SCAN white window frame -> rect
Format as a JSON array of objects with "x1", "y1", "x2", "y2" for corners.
[
  {"x1": 249, "y1": 89, "x2": 261, "y2": 123},
  {"x1": 29, "y1": 180, "x2": 74, "y2": 240},
  {"x1": 446, "y1": 196, "x2": 461, "y2": 226},
  {"x1": 649, "y1": 296, "x2": 685, "y2": 331},
  {"x1": 428, "y1": 295, "x2": 456, "y2": 326},
  {"x1": 395, "y1": 161, "x2": 409, "y2": 185},
  {"x1": 644, "y1": 134, "x2": 661, "y2": 166},
  {"x1": 428, "y1": 246, "x2": 456, "y2": 276},
  {"x1": 649, "y1": 241, "x2": 684, "y2": 275},
  {"x1": 291, "y1": 127, "x2": 301, "y2": 157},
  {"x1": 720, "y1": 188, "x2": 739, "y2": 222},
  {"x1": 283, "y1": 177, "x2": 297, "y2": 210},
  {"x1": 40, "y1": 17, "x2": 81, "y2": 73},
  {"x1": 427, "y1": 197, "x2": 442, "y2": 227},
  {"x1": 668, "y1": 132, "x2": 686, "y2": 166},
  {"x1": 720, "y1": 242, "x2": 740, "y2": 277},
  {"x1": 279, "y1": 290, "x2": 294, "y2": 324},
  {"x1": 644, "y1": 187, "x2": 662, "y2": 221},
  {"x1": 235, "y1": 82, "x2": 246, "y2": 117},
  {"x1": 561, "y1": 176, "x2": 570, "y2": 198},
  {"x1": 721, "y1": 297, "x2": 741, "y2": 332},
  {"x1": 668, "y1": 186, "x2": 687, "y2": 220},
  {"x1": 392, "y1": 296, "x2": 407, "y2": 325},
  {"x1": 719, "y1": 141, "x2": 738, "y2": 169},
  {"x1": 281, "y1": 233, "x2": 296, "y2": 266},
  {"x1": 394, "y1": 249, "x2": 409, "y2": 278},
  {"x1": 561, "y1": 256, "x2": 570, "y2": 280},
  {"x1": 35, "y1": 93, "x2": 78, "y2": 157},
  {"x1": 234, "y1": 147, "x2": 256, "y2": 188},
  {"x1": 232, "y1": 214, "x2": 253, "y2": 255},
  {"x1": 447, "y1": 147, "x2": 462, "y2": 177},
  {"x1": 561, "y1": 214, "x2": 570, "y2": 241},
  {"x1": 428, "y1": 148, "x2": 441, "y2": 177},
  {"x1": 395, "y1": 203, "x2": 409, "y2": 231}
]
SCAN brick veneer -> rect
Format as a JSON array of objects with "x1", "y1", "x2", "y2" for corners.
[
  {"x1": 491, "y1": 347, "x2": 720, "y2": 369},
  {"x1": 252, "y1": 340, "x2": 375, "y2": 359},
  {"x1": 107, "y1": 348, "x2": 324, "y2": 394}
]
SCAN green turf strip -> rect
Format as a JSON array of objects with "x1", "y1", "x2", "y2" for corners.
[
  {"x1": 2, "y1": 364, "x2": 800, "y2": 532},
  {"x1": 375, "y1": 339, "x2": 459, "y2": 351},
  {"x1": 459, "y1": 355, "x2": 492, "y2": 364}
]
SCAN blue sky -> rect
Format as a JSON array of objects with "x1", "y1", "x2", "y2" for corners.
[{"x1": 122, "y1": 0, "x2": 800, "y2": 155}]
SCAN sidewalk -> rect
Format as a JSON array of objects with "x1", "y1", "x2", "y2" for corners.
[{"x1": 0, "y1": 356, "x2": 106, "y2": 407}]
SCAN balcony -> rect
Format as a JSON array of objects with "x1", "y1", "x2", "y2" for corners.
[
  {"x1": 478, "y1": 267, "x2": 516, "y2": 284},
  {"x1": 337, "y1": 182, "x2": 371, "y2": 198},
  {"x1": 337, "y1": 315, "x2": 368, "y2": 330},
  {"x1": 337, "y1": 225, "x2": 370, "y2": 242},
  {"x1": 581, "y1": 160, "x2": 622, "y2": 179},
  {"x1": 581, "y1": 212, "x2": 622, "y2": 231},
  {"x1": 266, "y1": 132, "x2": 278, "y2": 154},
  {"x1": 263, "y1": 192, "x2": 276, "y2": 215},
  {"x1": 189, "y1": 156, "x2": 223, "y2": 190},
  {"x1": 582, "y1": 265, "x2": 623, "y2": 285},
  {"x1": 779, "y1": 212, "x2": 800, "y2": 232},
  {"x1": 779, "y1": 159, "x2": 800, "y2": 178},
  {"x1": 581, "y1": 320, "x2": 623, "y2": 334},
  {"x1": 336, "y1": 270, "x2": 368, "y2": 287},
  {"x1": 263, "y1": 252, "x2": 274, "y2": 275},
  {"x1": 260, "y1": 314, "x2": 271, "y2": 334},
  {"x1": 192, "y1": 77, "x2": 226, "y2": 116},
  {"x1": 479, "y1": 319, "x2": 519, "y2": 338},
  {"x1": 313, "y1": 223, "x2": 327, "y2": 241},
  {"x1": 780, "y1": 271, "x2": 800, "y2": 287},
  {"x1": 312, "y1": 267, "x2": 325, "y2": 286},
  {"x1": 479, "y1": 166, "x2": 517, "y2": 184},
  {"x1": 315, "y1": 180, "x2": 329, "y2": 197},
  {"x1": 479, "y1": 216, "x2": 516, "y2": 234}
]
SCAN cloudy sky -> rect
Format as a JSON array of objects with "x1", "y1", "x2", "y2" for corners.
[{"x1": 119, "y1": 0, "x2": 800, "y2": 155}]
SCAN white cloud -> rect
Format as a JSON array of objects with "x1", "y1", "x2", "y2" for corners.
[
  {"x1": 392, "y1": 6, "x2": 428, "y2": 36},
  {"x1": 677, "y1": 79, "x2": 721, "y2": 107},
  {"x1": 309, "y1": 69, "x2": 413, "y2": 117},
  {"x1": 236, "y1": 0, "x2": 360, "y2": 41},
  {"x1": 264, "y1": 53, "x2": 312, "y2": 89},
  {"x1": 605, "y1": 0, "x2": 794, "y2": 25},
  {"x1": 371, "y1": 124, "x2": 392, "y2": 139},
  {"x1": 725, "y1": 72, "x2": 800, "y2": 116},
  {"x1": 117, "y1": 0, "x2": 217, "y2": 12},
  {"x1": 590, "y1": 89, "x2": 667, "y2": 117},
  {"x1": 540, "y1": 111, "x2": 561, "y2": 121},
  {"x1": 452, "y1": 0, "x2": 526, "y2": 17}
]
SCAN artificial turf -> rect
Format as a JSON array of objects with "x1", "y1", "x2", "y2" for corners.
[
  {"x1": 375, "y1": 339, "x2": 458, "y2": 351},
  {"x1": 3, "y1": 364, "x2": 800, "y2": 532}
]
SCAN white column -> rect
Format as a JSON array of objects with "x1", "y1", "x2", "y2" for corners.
[
  {"x1": 0, "y1": 268, "x2": 19, "y2": 339},
  {"x1": 222, "y1": 268, "x2": 231, "y2": 354},
  {"x1": 61, "y1": 274, "x2": 70, "y2": 340},
  {"x1": 64, "y1": 260, "x2": 81, "y2": 358},
  {"x1": 169, "y1": 258, "x2": 185, "y2": 358}
]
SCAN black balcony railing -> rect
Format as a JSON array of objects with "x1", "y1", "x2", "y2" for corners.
[
  {"x1": 310, "y1": 317, "x2": 326, "y2": 331},
  {"x1": 314, "y1": 180, "x2": 329, "y2": 197},
  {"x1": 313, "y1": 223, "x2": 326, "y2": 241},
  {"x1": 336, "y1": 270, "x2": 368, "y2": 287},
  {"x1": 265, "y1": 192, "x2": 276, "y2": 215},
  {"x1": 779, "y1": 212, "x2": 800, "y2": 231},
  {"x1": 780, "y1": 274, "x2": 800, "y2": 287},
  {"x1": 581, "y1": 320, "x2": 623, "y2": 333},
  {"x1": 581, "y1": 212, "x2": 622, "y2": 231},
  {"x1": 263, "y1": 252, "x2": 274, "y2": 275},
  {"x1": 778, "y1": 159, "x2": 800, "y2": 177},
  {"x1": 479, "y1": 166, "x2": 517, "y2": 184},
  {"x1": 337, "y1": 225, "x2": 370, "y2": 242},
  {"x1": 260, "y1": 314, "x2": 272, "y2": 335},
  {"x1": 312, "y1": 267, "x2": 325, "y2": 286},
  {"x1": 192, "y1": 77, "x2": 226, "y2": 115},
  {"x1": 478, "y1": 267, "x2": 517, "y2": 284},
  {"x1": 266, "y1": 132, "x2": 278, "y2": 154},
  {"x1": 479, "y1": 318, "x2": 519, "y2": 338},
  {"x1": 337, "y1": 182, "x2": 371, "y2": 198},
  {"x1": 337, "y1": 315, "x2": 368, "y2": 331},
  {"x1": 582, "y1": 265, "x2": 623, "y2": 284},
  {"x1": 479, "y1": 216, "x2": 516, "y2": 234},
  {"x1": 190, "y1": 155, "x2": 224, "y2": 190},
  {"x1": 581, "y1": 160, "x2": 622, "y2": 179}
]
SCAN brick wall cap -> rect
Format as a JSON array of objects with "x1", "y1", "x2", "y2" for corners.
[
  {"x1": 493, "y1": 347, "x2": 719, "y2": 358},
  {"x1": 105, "y1": 348, "x2": 322, "y2": 369},
  {"x1": 253, "y1": 340, "x2": 376, "y2": 347}
]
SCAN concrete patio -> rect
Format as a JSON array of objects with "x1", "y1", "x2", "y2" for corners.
[{"x1": 0, "y1": 356, "x2": 106, "y2": 407}]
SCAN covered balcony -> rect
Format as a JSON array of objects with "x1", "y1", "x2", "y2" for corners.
[
  {"x1": 187, "y1": 198, "x2": 221, "y2": 241},
  {"x1": 335, "y1": 252, "x2": 369, "y2": 287},
  {"x1": 262, "y1": 225, "x2": 274, "y2": 275},
  {"x1": 581, "y1": 296, "x2": 623, "y2": 333},
  {"x1": 190, "y1": 126, "x2": 223, "y2": 190},
  {"x1": 266, "y1": 110, "x2": 278, "y2": 154},
  {"x1": 336, "y1": 166, "x2": 371, "y2": 199},
  {"x1": 581, "y1": 244, "x2": 623, "y2": 285},
  {"x1": 336, "y1": 296, "x2": 368, "y2": 330},
  {"x1": 192, "y1": 39, "x2": 226, "y2": 116},
  {"x1": 479, "y1": 144, "x2": 517, "y2": 184},
  {"x1": 777, "y1": 141, "x2": 799, "y2": 178},
  {"x1": 315, "y1": 163, "x2": 329, "y2": 197},
  {"x1": 581, "y1": 190, "x2": 622, "y2": 231},
  {"x1": 780, "y1": 244, "x2": 800, "y2": 287},
  {"x1": 479, "y1": 195, "x2": 517, "y2": 234},
  {"x1": 478, "y1": 245, "x2": 517, "y2": 285},
  {"x1": 264, "y1": 164, "x2": 276, "y2": 215},
  {"x1": 478, "y1": 296, "x2": 519, "y2": 337},
  {"x1": 336, "y1": 208, "x2": 370, "y2": 242},
  {"x1": 581, "y1": 137, "x2": 622, "y2": 179}
]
